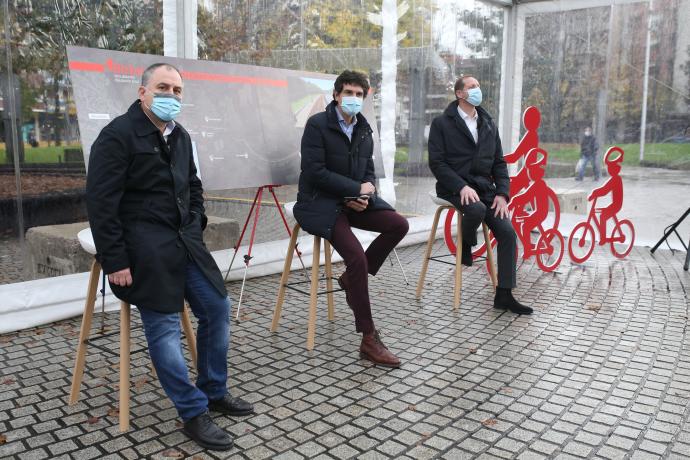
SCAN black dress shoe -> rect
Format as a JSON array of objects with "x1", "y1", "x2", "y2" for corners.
[
  {"x1": 494, "y1": 288, "x2": 533, "y2": 315},
  {"x1": 208, "y1": 395, "x2": 254, "y2": 416},
  {"x1": 183, "y1": 412, "x2": 233, "y2": 451},
  {"x1": 460, "y1": 242, "x2": 473, "y2": 267}
]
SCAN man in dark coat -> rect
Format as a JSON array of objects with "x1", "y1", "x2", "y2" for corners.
[
  {"x1": 576, "y1": 126, "x2": 600, "y2": 181},
  {"x1": 294, "y1": 70, "x2": 409, "y2": 367},
  {"x1": 86, "y1": 63, "x2": 252, "y2": 451},
  {"x1": 428, "y1": 75, "x2": 532, "y2": 315}
]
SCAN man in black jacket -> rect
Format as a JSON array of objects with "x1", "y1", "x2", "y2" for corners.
[
  {"x1": 294, "y1": 70, "x2": 409, "y2": 367},
  {"x1": 428, "y1": 75, "x2": 532, "y2": 315},
  {"x1": 86, "y1": 63, "x2": 252, "y2": 451}
]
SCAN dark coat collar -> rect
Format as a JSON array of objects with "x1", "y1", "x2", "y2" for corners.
[
  {"x1": 325, "y1": 100, "x2": 371, "y2": 133},
  {"x1": 128, "y1": 100, "x2": 168, "y2": 138},
  {"x1": 443, "y1": 101, "x2": 493, "y2": 145}
]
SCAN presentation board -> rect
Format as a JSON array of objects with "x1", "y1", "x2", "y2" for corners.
[{"x1": 67, "y1": 46, "x2": 384, "y2": 191}]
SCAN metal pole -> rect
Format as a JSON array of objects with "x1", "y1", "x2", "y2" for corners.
[
  {"x1": 3, "y1": 0, "x2": 26, "y2": 249},
  {"x1": 639, "y1": 0, "x2": 653, "y2": 162}
]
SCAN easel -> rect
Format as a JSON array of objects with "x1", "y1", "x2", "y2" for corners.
[
  {"x1": 224, "y1": 185, "x2": 308, "y2": 319},
  {"x1": 650, "y1": 207, "x2": 690, "y2": 271}
]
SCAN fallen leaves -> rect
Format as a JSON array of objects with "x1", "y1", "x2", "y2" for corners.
[
  {"x1": 481, "y1": 418, "x2": 498, "y2": 427},
  {"x1": 408, "y1": 405, "x2": 417, "y2": 412},
  {"x1": 134, "y1": 377, "x2": 148, "y2": 389},
  {"x1": 86, "y1": 416, "x2": 100, "y2": 425},
  {"x1": 0, "y1": 434, "x2": 6, "y2": 445},
  {"x1": 2, "y1": 378, "x2": 15, "y2": 385},
  {"x1": 161, "y1": 449, "x2": 184, "y2": 458},
  {"x1": 469, "y1": 347, "x2": 478, "y2": 354},
  {"x1": 106, "y1": 407, "x2": 119, "y2": 417}
]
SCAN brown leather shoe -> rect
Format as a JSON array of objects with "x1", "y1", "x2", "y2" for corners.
[
  {"x1": 359, "y1": 330, "x2": 401, "y2": 368},
  {"x1": 337, "y1": 272, "x2": 354, "y2": 310}
]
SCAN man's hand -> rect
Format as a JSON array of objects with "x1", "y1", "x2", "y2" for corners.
[
  {"x1": 345, "y1": 197, "x2": 369, "y2": 212},
  {"x1": 360, "y1": 182, "x2": 375, "y2": 195},
  {"x1": 108, "y1": 268, "x2": 133, "y2": 287},
  {"x1": 491, "y1": 195, "x2": 509, "y2": 219},
  {"x1": 460, "y1": 185, "x2": 480, "y2": 205}
]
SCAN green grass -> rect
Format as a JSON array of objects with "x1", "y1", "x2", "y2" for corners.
[
  {"x1": 542, "y1": 142, "x2": 690, "y2": 168},
  {"x1": 0, "y1": 145, "x2": 83, "y2": 164}
]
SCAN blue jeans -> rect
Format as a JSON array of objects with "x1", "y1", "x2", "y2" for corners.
[
  {"x1": 138, "y1": 260, "x2": 231, "y2": 422},
  {"x1": 577, "y1": 155, "x2": 600, "y2": 180}
]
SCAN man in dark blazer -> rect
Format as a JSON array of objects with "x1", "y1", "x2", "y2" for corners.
[
  {"x1": 428, "y1": 75, "x2": 532, "y2": 315},
  {"x1": 86, "y1": 63, "x2": 252, "y2": 451},
  {"x1": 294, "y1": 70, "x2": 409, "y2": 367}
]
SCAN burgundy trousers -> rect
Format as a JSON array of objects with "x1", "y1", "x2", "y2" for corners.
[{"x1": 329, "y1": 209, "x2": 409, "y2": 334}]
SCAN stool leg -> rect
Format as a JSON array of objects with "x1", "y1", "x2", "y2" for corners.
[
  {"x1": 306, "y1": 236, "x2": 321, "y2": 350},
  {"x1": 482, "y1": 223, "x2": 498, "y2": 290},
  {"x1": 454, "y1": 212, "x2": 463, "y2": 310},
  {"x1": 416, "y1": 206, "x2": 445, "y2": 300},
  {"x1": 119, "y1": 302, "x2": 131, "y2": 432},
  {"x1": 181, "y1": 304, "x2": 198, "y2": 370},
  {"x1": 69, "y1": 260, "x2": 101, "y2": 405},
  {"x1": 272, "y1": 224, "x2": 300, "y2": 332},
  {"x1": 324, "y1": 240, "x2": 335, "y2": 321}
]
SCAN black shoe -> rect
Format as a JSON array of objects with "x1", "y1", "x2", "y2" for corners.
[
  {"x1": 494, "y1": 288, "x2": 533, "y2": 315},
  {"x1": 460, "y1": 242, "x2": 473, "y2": 267},
  {"x1": 208, "y1": 394, "x2": 254, "y2": 416},
  {"x1": 183, "y1": 412, "x2": 233, "y2": 451}
]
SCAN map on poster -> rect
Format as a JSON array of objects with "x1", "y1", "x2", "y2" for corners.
[{"x1": 66, "y1": 46, "x2": 384, "y2": 191}]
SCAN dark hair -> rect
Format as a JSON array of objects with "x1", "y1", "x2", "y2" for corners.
[
  {"x1": 333, "y1": 70, "x2": 370, "y2": 99},
  {"x1": 454, "y1": 75, "x2": 476, "y2": 94},
  {"x1": 141, "y1": 63, "x2": 182, "y2": 86}
]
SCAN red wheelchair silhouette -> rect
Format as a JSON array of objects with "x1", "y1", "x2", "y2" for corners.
[
  {"x1": 443, "y1": 108, "x2": 564, "y2": 272},
  {"x1": 568, "y1": 147, "x2": 635, "y2": 262}
]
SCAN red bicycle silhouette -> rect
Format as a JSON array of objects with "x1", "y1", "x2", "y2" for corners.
[
  {"x1": 568, "y1": 147, "x2": 635, "y2": 262},
  {"x1": 443, "y1": 148, "x2": 564, "y2": 272}
]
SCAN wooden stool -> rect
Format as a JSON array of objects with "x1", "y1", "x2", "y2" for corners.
[
  {"x1": 271, "y1": 203, "x2": 336, "y2": 351},
  {"x1": 416, "y1": 194, "x2": 497, "y2": 309},
  {"x1": 69, "y1": 228, "x2": 198, "y2": 432}
]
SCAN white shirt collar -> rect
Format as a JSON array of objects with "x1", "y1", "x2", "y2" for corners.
[{"x1": 457, "y1": 105, "x2": 478, "y2": 121}]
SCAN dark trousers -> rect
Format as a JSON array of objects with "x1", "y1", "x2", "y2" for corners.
[
  {"x1": 445, "y1": 196, "x2": 517, "y2": 289},
  {"x1": 329, "y1": 209, "x2": 409, "y2": 334}
]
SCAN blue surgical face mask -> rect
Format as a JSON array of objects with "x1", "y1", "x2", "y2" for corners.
[
  {"x1": 146, "y1": 92, "x2": 182, "y2": 122},
  {"x1": 465, "y1": 87, "x2": 483, "y2": 106},
  {"x1": 340, "y1": 96, "x2": 363, "y2": 117}
]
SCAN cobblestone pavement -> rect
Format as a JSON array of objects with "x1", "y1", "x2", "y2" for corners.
[{"x1": 0, "y1": 242, "x2": 689, "y2": 460}]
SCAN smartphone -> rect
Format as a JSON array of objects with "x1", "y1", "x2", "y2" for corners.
[{"x1": 344, "y1": 195, "x2": 370, "y2": 202}]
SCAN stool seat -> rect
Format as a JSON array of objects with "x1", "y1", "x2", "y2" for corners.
[
  {"x1": 284, "y1": 201, "x2": 296, "y2": 219},
  {"x1": 429, "y1": 191, "x2": 454, "y2": 207},
  {"x1": 78, "y1": 228, "x2": 97, "y2": 255}
]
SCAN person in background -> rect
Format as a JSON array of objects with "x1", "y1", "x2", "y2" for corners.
[{"x1": 576, "y1": 126, "x2": 600, "y2": 181}]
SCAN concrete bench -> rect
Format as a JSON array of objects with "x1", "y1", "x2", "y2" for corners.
[
  {"x1": 24, "y1": 216, "x2": 239, "y2": 280},
  {"x1": 552, "y1": 189, "x2": 587, "y2": 215}
]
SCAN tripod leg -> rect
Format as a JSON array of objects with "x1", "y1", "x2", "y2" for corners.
[
  {"x1": 225, "y1": 188, "x2": 262, "y2": 281},
  {"x1": 685, "y1": 237, "x2": 690, "y2": 271},
  {"x1": 393, "y1": 249, "x2": 410, "y2": 285},
  {"x1": 235, "y1": 265, "x2": 250, "y2": 321},
  {"x1": 269, "y1": 187, "x2": 310, "y2": 279}
]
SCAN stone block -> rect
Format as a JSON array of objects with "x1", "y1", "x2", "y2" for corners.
[
  {"x1": 552, "y1": 189, "x2": 588, "y2": 214},
  {"x1": 24, "y1": 216, "x2": 238, "y2": 280}
]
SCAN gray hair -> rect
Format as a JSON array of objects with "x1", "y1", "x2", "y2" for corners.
[{"x1": 141, "y1": 63, "x2": 182, "y2": 86}]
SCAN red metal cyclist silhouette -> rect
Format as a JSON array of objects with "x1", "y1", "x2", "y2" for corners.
[
  {"x1": 504, "y1": 106, "x2": 541, "y2": 198},
  {"x1": 510, "y1": 148, "x2": 551, "y2": 253},
  {"x1": 588, "y1": 147, "x2": 624, "y2": 240}
]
